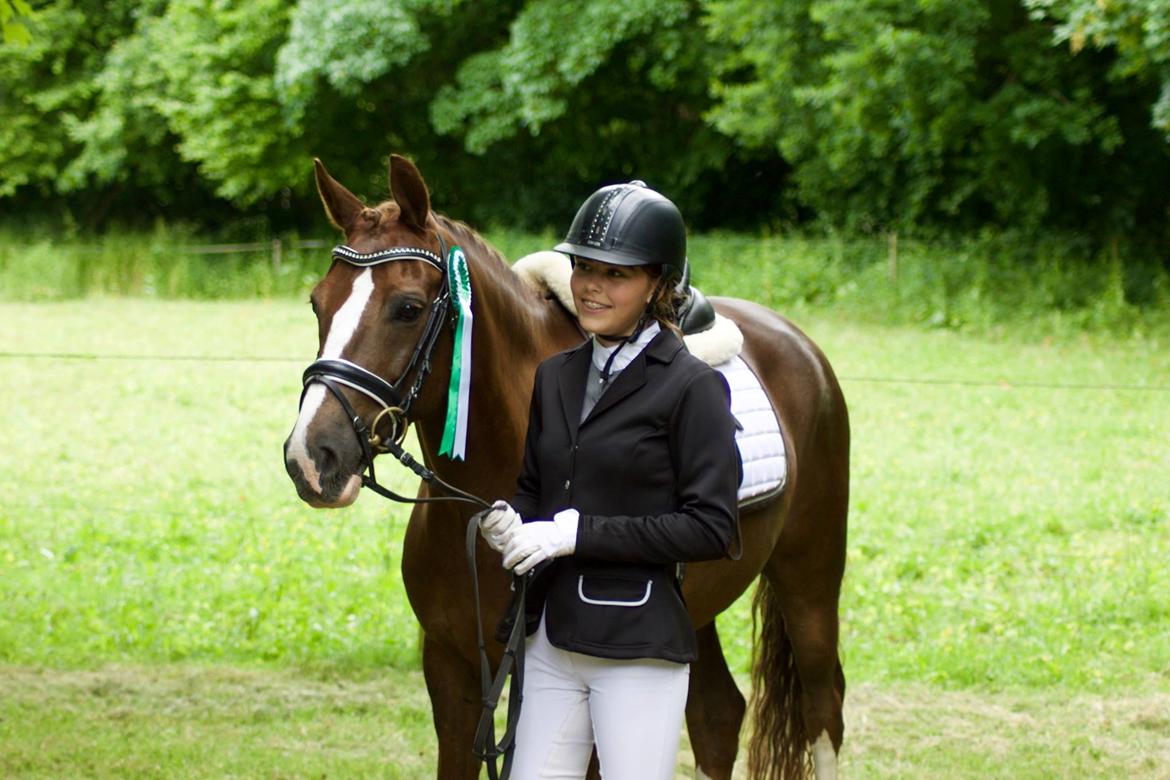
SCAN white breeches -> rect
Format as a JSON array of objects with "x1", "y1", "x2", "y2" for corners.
[{"x1": 510, "y1": 615, "x2": 690, "y2": 780}]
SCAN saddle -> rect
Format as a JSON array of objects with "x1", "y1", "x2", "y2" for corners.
[{"x1": 673, "y1": 259, "x2": 717, "y2": 336}]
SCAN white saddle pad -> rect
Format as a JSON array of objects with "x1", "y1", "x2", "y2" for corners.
[{"x1": 714, "y1": 355, "x2": 788, "y2": 505}]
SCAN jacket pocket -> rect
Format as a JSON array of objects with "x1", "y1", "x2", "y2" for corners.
[
  {"x1": 544, "y1": 565, "x2": 696, "y2": 659},
  {"x1": 577, "y1": 575, "x2": 653, "y2": 607}
]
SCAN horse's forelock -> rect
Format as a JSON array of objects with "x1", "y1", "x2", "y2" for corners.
[{"x1": 340, "y1": 201, "x2": 414, "y2": 251}]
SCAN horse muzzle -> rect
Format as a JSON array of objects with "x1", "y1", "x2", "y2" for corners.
[{"x1": 283, "y1": 407, "x2": 366, "y2": 508}]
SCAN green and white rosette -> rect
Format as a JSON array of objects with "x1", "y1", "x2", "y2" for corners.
[{"x1": 439, "y1": 246, "x2": 473, "y2": 460}]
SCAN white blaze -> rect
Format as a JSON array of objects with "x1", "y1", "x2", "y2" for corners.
[{"x1": 287, "y1": 269, "x2": 376, "y2": 493}]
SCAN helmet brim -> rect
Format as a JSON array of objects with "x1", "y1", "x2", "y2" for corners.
[{"x1": 553, "y1": 241, "x2": 657, "y2": 268}]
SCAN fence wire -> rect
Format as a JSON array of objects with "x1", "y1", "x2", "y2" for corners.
[{"x1": 0, "y1": 350, "x2": 1166, "y2": 392}]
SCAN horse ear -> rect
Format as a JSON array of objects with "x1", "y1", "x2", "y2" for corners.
[
  {"x1": 314, "y1": 158, "x2": 364, "y2": 232},
  {"x1": 389, "y1": 154, "x2": 431, "y2": 233}
]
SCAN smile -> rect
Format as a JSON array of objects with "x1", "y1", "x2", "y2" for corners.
[{"x1": 580, "y1": 300, "x2": 610, "y2": 312}]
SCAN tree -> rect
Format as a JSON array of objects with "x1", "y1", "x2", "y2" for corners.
[
  {"x1": 428, "y1": 0, "x2": 744, "y2": 226},
  {"x1": 4, "y1": 0, "x2": 1167, "y2": 238},
  {"x1": 0, "y1": 1, "x2": 146, "y2": 203},
  {"x1": 705, "y1": 0, "x2": 1170, "y2": 235},
  {"x1": 1027, "y1": 0, "x2": 1170, "y2": 139}
]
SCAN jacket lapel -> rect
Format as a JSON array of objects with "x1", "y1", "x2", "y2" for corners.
[
  {"x1": 557, "y1": 343, "x2": 592, "y2": 441},
  {"x1": 582, "y1": 330, "x2": 683, "y2": 426},
  {"x1": 584, "y1": 354, "x2": 646, "y2": 424}
]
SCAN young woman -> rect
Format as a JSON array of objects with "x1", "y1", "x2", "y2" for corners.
[{"x1": 478, "y1": 181, "x2": 742, "y2": 779}]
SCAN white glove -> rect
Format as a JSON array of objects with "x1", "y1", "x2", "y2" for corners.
[
  {"x1": 502, "y1": 509, "x2": 579, "y2": 575},
  {"x1": 478, "y1": 500, "x2": 521, "y2": 553}
]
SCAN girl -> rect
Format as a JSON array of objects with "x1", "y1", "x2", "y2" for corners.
[{"x1": 479, "y1": 181, "x2": 741, "y2": 779}]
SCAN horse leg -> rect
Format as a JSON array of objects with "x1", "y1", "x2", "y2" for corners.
[
  {"x1": 422, "y1": 635, "x2": 482, "y2": 780},
  {"x1": 686, "y1": 622, "x2": 746, "y2": 779},
  {"x1": 768, "y1": 553, "x2": 845, "y2": 780},
  {"x1": 746, "y1": 552, "x2": 844, "y2": 780}
]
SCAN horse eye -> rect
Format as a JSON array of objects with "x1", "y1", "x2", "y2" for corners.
[{"x1": 393, "y1": 300, "x2": 425, "y2": 323}]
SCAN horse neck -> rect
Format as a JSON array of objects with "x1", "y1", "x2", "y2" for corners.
[{"x1": 409, "y1": 218, "x2": 580, "y2": 501}]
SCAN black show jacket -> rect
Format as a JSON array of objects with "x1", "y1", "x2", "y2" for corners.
[{"x1": 511, "y1": 329, "x2": 741, "y2": 663}]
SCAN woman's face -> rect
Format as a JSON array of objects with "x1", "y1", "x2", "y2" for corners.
[{"x1": 570, "y1": 258, "x2": 656, "y2": 344}]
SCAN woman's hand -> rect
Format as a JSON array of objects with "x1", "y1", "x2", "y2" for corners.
[
  {"x1": 476, "y1": 500, "x2": 521, "y2": 553},
  {"x1": 502, "y1": 509, "x2": 579, "y2": 575}
]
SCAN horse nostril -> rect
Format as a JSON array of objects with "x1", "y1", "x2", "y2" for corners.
[{"x1": 317, "y1": 444, "x2": 339, "y2": 477}]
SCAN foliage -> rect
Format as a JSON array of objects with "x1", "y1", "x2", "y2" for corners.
[
  {"x1": 704, "y1": 0, "x2": 1170, "y2": 234},
  {"x1": 429, "y1": 0, "x2": 743, "y2": 225},
  {"x1": 1027, "y1": 0, "x2": 1170, "y2": 137},
  {"x1": 0, "y1": 1, "x2": 142, "y2": 199},
  {"x1": 0, "y1": 0, "x2": 31, "y2": 44},
  {"x1": 276, "y1": 0, "x2": 430, "y2": 120},
  {"x1": 1, "y1": 0, "x2": 1169, "y2": 242},
  {"x1": 3, "y1": 228, "x2": 1167, "y2": 339},
  {"x1": 432, "y1": 0, "x2": 692, "y2": 150},
  {"x1": 66, "y1": 0, "x2": 306, "y2": 205},
  {"x1": 56, "y1": 1, "x2": 192, "y2": 200}
]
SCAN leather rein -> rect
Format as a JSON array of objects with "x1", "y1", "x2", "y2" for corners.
[{"x1": 298, "y1": 238, "x2": 525, "y2": 780}]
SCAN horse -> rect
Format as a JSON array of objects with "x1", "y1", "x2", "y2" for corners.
[{"x1": 283, "y1": 153, "x2": 849, "y2": 780}]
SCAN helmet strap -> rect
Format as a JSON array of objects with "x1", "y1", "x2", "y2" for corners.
[
  {"x1": 595, "y1": 274, "x2": 668, "y2": 385},
  {"x1": 597, "y1": 306, "x2": 658, "y2": 385}
]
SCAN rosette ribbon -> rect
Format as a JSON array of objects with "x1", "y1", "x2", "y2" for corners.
[{"x1": 439, "y1": 246, "x2": 473, "y2": 460}]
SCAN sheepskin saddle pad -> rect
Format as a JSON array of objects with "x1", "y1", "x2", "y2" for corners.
[{"x1": 513, "y1": 251, "x2": 787, "y2": 505}]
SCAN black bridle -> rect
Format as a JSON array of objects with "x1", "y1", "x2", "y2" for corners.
[
  {"x1": 301, "y1": 241, "x2": 449, "y2": 471},
  {"x1": 298, "y1": 238, "x2": 525, "y2": 779}
]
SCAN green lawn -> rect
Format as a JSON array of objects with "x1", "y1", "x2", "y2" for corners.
[
  {"x1": 1, "y1": 298, "x2": 1168, "y2": 777},
  {"x1": 2, "y1": 666, "x2": 1166, "y2": 779}
]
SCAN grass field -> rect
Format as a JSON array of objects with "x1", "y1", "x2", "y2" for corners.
[
  {"x1": 2, "y1": 666, "x2": 1166, "y2": 778},
  {"x1": 1, "y1": 296, "x2": 1168, "y2": 777}
]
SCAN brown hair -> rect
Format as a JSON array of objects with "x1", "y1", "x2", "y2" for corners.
[{"x1": 645, "y1": 265, "x2": 683, "y2": 336}]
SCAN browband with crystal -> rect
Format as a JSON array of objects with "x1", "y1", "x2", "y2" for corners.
[{"x1": 332, "y1": 244, "x2": 444, "y2": 271}]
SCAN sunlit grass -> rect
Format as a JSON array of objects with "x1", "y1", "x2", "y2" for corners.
[
  {"x1": 1, "y1": 300, "x2": 1167, "y2": 695},
  {"x1": 1, "y1": 297, "x2": 1167, "y2": 777}
]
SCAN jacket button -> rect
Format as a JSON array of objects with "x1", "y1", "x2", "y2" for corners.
[{"x1": 564, "y1": 479, "x2": 571, "y2": 490}]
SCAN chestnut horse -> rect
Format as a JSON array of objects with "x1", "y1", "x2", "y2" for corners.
[{"x1": 283, "y1": 154, "x2": 849, "y2": 780}]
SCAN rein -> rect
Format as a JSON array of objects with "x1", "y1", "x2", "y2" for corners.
[{"x1": 299, "y1": 239, "x2": 525, "y2": 780}]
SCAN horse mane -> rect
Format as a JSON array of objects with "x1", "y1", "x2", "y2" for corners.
[
  {"x1": 433, "y1": 213, "x2": 553, "y2": 305},
  {"x1": 435, "y1": 215, "x2": 507, "y2": 271}
]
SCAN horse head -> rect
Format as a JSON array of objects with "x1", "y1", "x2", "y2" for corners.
[{"x1": 284, "y1": 154, "x2": 450, "y2": 508}]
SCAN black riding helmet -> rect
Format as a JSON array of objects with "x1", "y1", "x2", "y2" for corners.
[{"x1": 554, "y1": 180, "x2": 687, "y2": 283}]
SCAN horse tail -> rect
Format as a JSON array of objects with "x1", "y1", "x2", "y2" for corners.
[{"x1": 746, "y1": 574, "x2": 810, "y2": 779}]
